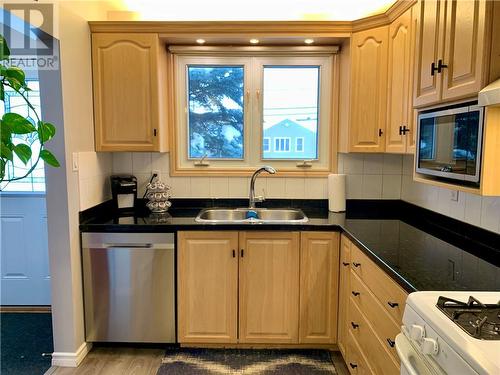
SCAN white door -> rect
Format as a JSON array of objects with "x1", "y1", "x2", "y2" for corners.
[{"x1": 0, "y1": 195, "x2": 51, "y2": 305}]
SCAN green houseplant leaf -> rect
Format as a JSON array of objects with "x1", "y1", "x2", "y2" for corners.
[
  {"x1": 37, "y1": 121, "x2": 56, "y2": 143},
  {"x1": 40, "y1": 149, "x2": 60, "y2": 167},
  {"x1": 13, "y1": 144, "x2": 32, "y2": 165},
  {"x1": 2, "y1": 113, "x2": 36, "y2": 134},
  {"x1": 1, "y1": 142, "x2": 13, "y2": 161},
  {"x1": 0, "y1": 35, "x2": 10, "y2": 60}
]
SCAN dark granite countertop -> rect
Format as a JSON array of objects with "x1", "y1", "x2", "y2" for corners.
[{"x1": 80, "y1": 199, "x2": 500, "y2": 293}]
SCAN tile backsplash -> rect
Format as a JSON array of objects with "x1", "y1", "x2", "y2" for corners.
[
  {"x1": 76, "y1": 151, "x2": 500, "y2": 234},
  {"x1": 401, "y1": 155, "x2": 500, "y2": 234},
  {"x1": 109, "y1": 152, "x2": 403, "y2": 201}
]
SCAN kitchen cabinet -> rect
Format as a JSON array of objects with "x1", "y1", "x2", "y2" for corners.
[
  {"x1": 349, "y1": 26, "x2": 389, "y2": 152},
  {"x1": 91, "y1": 33, "x2": 169, "y2": 151},
  {"x1": 386, "y1": 7, "x2": 416, "y2": 154},
  {"x1": 299, "y1": 232, "x2": 339, "y2": 344},
  {"x1": 413, "y1": 0, "x2": 495, "y2": 107},
  {"x1": 239, "y1": 232, "x2": 300, "y2": 343},
  {"x1": 177, "y1": 231, "x2": 238, "y2": 343},
  {"x1": 339, "y1": 237, "x2": 408, "y2": 375},
  {"x1": 337, "y1": 234, "x2": 352, "y2": 356},
  {"x1": 178, "y1": 231, "x2": 339, "y2": 345}
]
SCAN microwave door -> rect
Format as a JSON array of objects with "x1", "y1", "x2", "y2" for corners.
[{"x1": 417, "y1": 106, "x2": 483, "y2": 183}]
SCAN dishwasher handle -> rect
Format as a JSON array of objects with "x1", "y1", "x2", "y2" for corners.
[{"x1": 103, "y1": 243, "x2": 153, "y2": 249}]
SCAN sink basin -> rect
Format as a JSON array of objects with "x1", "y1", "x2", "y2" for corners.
[{"x1": 195, "y1": 208, "x2": 308, "y2": 224}]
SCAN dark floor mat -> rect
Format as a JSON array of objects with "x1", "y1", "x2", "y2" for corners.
[
  {"x1": 0, "y1": 313, "x2": 53, "y2": 375},
  {"x1": 157, "y1": 348, "x2": 336, "y2": 374}
]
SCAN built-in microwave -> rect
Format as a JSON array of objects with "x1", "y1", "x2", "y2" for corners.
[{"x1": 416, "y1": 102, "x2": 484, "y2": 185}]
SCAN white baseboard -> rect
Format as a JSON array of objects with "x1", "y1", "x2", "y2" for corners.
[{"x1": 51, "y1": 342, "x2": 92, "y2": 367}]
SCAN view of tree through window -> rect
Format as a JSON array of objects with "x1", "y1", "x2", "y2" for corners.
[
  {"x1": 187, "y1": 66, "x2": 244, "y2": 159},
  {"x1": 262, "y1": 66, "x2": 319, "y2": 160}
]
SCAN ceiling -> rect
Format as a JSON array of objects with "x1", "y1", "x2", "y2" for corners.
[{"x1": 112, "y1": 0, "x2": 398, "y2": 21}]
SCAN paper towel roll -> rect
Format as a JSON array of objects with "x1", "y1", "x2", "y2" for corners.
[{"x1": 328, "y1": 174, "x2": 346, "y2": 212}]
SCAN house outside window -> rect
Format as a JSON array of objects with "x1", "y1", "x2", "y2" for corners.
[
  {"x1": 262, "y1": 137, "x2": 271, "y2": 152},
  {"x1": 172, "y1": 47, "x2": 336, "y2": 173},
  {"x1": 295, "y1": 137, "x2": 304, "y2": 152},
  {"x1": 273, "y1": 137, "x2": 291, "y2": 152}
]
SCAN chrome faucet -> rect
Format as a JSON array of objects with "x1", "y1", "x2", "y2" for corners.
[{"x1": 249, "y1": 166, "x2": 276, "y2": 209}]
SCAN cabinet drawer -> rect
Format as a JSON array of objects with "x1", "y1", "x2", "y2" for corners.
[
  {"x1": 348, "y1": 297, "x2": 400, "y2": 375},
  {"x1": 350, "y1": 244, "x2": 407, "y2": 323},
  {"x1": 350, "y1": 270, "x2": 400, "y2": 360},
  {"x1": 346, "y1": 330, "x2": 373, "y2": 375}
]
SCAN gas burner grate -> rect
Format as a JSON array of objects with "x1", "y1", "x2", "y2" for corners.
[{"x1": 436, "y1": 296, "x2": 500, "y2": 340}]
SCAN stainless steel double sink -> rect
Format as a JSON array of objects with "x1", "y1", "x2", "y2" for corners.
[{"x1": 195, "y1": 208, "x2": 308, "y2": 224}]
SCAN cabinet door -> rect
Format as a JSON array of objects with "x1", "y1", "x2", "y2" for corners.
[
  {"x1": 92, "y1": 33, "x2": 161, "y2": 151},
  {"x1": 441, "y1": 0, "x2": 489, "y2": 101},
  {"x1": 350, "y1": 26, "x2": 389, "y2": 152},
  {"x1": 413, "y1": 0, "x2": 446, "y2": 107},
  {"x1": 299, "y1": 232, "x2": 339, "y2": 344},
  {"x1": 177, "y1": 231, "x2": 238, "y2": 343},
  {"x1": 386, "y1": 8, "x2": 414, "y2": 154},
  {"x1": 338, "y1": 235, "x2": 352, "y2": 358},
  {"x1": 239, "y1": 232, "x2": 300, "y2": 343}
]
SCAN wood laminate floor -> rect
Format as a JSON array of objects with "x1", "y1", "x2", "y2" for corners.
[{"x1": 47, "y1": 347, "x2": 349, "y2": 375}]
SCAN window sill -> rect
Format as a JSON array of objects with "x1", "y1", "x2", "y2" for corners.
[{"x1": 169, "y1": 166, "x2": 336, "y2": 177}]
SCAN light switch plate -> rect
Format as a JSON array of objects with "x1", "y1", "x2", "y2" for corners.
[{"x1": 450, "y1": 190, "x2": 459, "y2": 202}]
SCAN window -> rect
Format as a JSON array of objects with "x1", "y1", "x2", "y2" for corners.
[
  {"x1": 173, "y1": 49, "x2": 335, "y2": 173},
  {"x1": 262, "y1": 137, "x2": 271, "y2": 152},
  {"x1": 274, "y1": 137, "x2": 291, "y2": 152},
  {"x1": 295, "y1": 137, "x2": 304, "y2": 152},
  {"x1": 0, "y1": 80, "x2": 45, "y2": 192},
  {"x1": 187, "y1": 65, "x2": 244, "y2": 159}
]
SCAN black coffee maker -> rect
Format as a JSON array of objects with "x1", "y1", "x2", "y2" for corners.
[{"x1": 110, "y1": 175, "x2": 137, "y2": 213}]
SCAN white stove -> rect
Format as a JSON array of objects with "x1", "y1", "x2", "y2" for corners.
[{"x1": 396, "y1": 291, "x2": 500, "y2": 375}]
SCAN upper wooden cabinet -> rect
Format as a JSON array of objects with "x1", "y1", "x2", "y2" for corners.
[
  {"x1": 349, "y1": 26, "x2": 389, "y2": 152},
  {"x1": 239, "y1": 232, "x2": 300, "y2": 344},
  {"x1": 91, "y1": 33, "x2": 169, "y2": 151},
  {"x1": 386, "y1": 7, "x2": 416, "y2": 154},
  {"x1": 413, "y1": 0, "x2": 496, "y2": 107},
  {"x1": 299, "y1": 232, "x2": 339, "y2": 344}
]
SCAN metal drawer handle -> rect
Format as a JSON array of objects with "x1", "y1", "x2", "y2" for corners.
[
  {"x1": 349, "y1": 363, "x2": 358, "y2": 369},
  {"x1": 352, "y1": 262, "x2": 361, "y2": 267},
  {"x1": 351, "y1": 322, "x2": 359, "y2": 329},
  {"x1": 342, "y1": 262, "x2": 350, "y2": 266},
  {"x1": 387, "y1": 338, "x2": 395, "y2": 347},
  {"x1": 352, "y1": 291, "x2": 360, "y2": 297},
  {"x1": 388, "y1": 301, "x2": 399, "y2": 308}
]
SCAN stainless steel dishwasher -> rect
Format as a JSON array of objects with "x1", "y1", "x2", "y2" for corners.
[{"x1": 82, "y1": 232, "x2": 175, "y2": 343}]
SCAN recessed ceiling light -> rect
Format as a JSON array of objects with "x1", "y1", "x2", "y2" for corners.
[
  {"x1": 196, "y1": 39, "x2": 206, "y2": 44},
  {"x1": 304, "y1": 39, "x2": 314, "y2": 45},
  {"x1": 249, "y1": 38, "x2": 259, "y2": 44}
]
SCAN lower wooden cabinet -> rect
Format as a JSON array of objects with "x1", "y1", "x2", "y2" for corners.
[
  {"x1": 177, "y1": 231, "x2": 238, "y2": 343},
  {"x1": 338, "y1": 234, "x2": 352, "y2": 356},
  {"x1": 239, "y1": 232, "x2": 300, "y2": 343},
  {"x1": 178, "y1": 231, "x2": 339, "y2": 345},
  {"x1": 299, "y1": 232, "x2": 340, "y2": 344},
  {"x1": 339, "y1": 234, "x2": 408, "y2": 375}
]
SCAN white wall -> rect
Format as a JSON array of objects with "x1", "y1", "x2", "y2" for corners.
[
  {"x1": 401, "y1": 155, "x2": 500, "y2": 234},
  {"x1": 109, "y1": 152, "x2": 404, "y2": 200}
]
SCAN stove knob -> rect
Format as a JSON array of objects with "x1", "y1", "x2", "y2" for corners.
[
  {"x1": 421, "y1": 337, "x2": 439, "y2": 356},
  {"x1": 410, "y1": 324, "x2": 425, "y2": 341}
]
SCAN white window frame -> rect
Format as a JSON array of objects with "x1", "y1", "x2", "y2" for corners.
[
  {"x1": 172, "y1": 48, "x2": 335, "y2": 173},
  {"x1": 274, "y1": 137, "x2": 291, "y2": 152},
  {"x1": 262, "y1": 137, "x2": 271, "y2": 152},
  {"x1": 295, "y1": 137, "x2": 304, "y2": 152}
]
